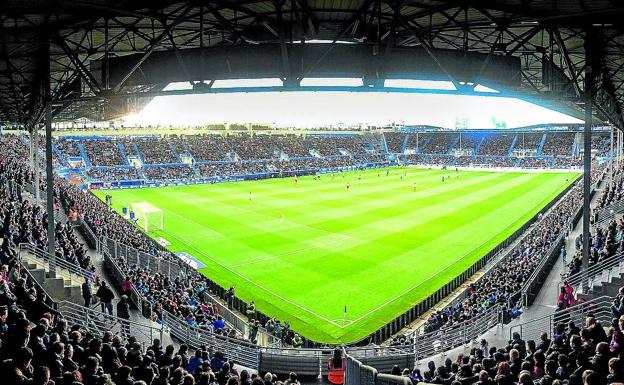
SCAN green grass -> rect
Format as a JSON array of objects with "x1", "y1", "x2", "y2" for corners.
[{"x1": 97, "y1": 167, "x2": 578, "y2": 343}]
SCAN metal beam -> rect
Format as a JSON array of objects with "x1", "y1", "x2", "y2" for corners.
[{"x1": 113, "y1": 6, "x2": 193, "y2": 93}]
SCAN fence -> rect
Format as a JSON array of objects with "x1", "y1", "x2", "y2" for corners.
[
  {"x1": 345, "y1": 353, "x2": 411, "y2": 385},
  {"x1": 100, "y1": 236, "x2": 187, "y2": 286},
  {"x1": 18, "y1": 243, "x2": 96, "y2": 282},
  {"x1": 509, "y1": 295, "x2": 613, "y2": 342}
]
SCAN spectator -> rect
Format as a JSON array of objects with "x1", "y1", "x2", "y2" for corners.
[
  {"x1": 82, "y1": 277, "x2": 92, "y2": 307},
  {"x1": 96, "y1": 281, "x2": 115, "y2": 315}
]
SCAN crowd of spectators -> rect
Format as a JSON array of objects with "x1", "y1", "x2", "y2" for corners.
[
  {"x1": 82, "y1": 140, "x2": 127, "y2": 167},
  {"x1": 542, "y1": 133, "x2": 575, "y2": 157},
  {"x1": 0, "y1": 254, "x2": 293, "y2": 385},
  {"x1": 597, "y1": 170, "x2": 624, "y2": 210},
  {"x1": 422, "y1": 133, "x2": 456, "y2": 155},
  {"x1": 184, "y1": 136, "x2": 228, "y2": 162},
  {"x1": 554, "y1": 158, "x2": 582, "y2": 169},
  {"x1": 391, "y1": 310, "x2": 624, "y2": 385},
  {"x1": 87, "y1": 168, "x2": 141, "y2": 182},
  {"x1": 135, "y1": 139, "x2": 180, "y2": 165},
  {"x1": 455, "y1": 133, "x2": 482, "y2": 154},
  {"x1": 592, "y1": 134, "x2": 612, "y2": 156},
  {"x1": 55, "y1": 139, "x2": 82, "y2": 158},
  {"x1": 478, "y1": 134, "x2": 514, "y2": 156},
  {"x1": 520, "y1": 158, "x2": 554, "y2": 169},
  {"x1": 384, "y1": 132, "x2": 407, "y2": 153},
  {"x1": 487, "y1": 157, "x2": 519, "y2": 168},
  {"x1": 515, "y1": 133, "x2": 545, "y2": 151},
  {"x1": 0, "y1": 140, "x2": 91, "y2": 269}
]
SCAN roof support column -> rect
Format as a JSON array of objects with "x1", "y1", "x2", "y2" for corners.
[
  {"x1": 41, "y1": 36, "x2": 56, "y2": 271},
  {"x1": 581, "y1": 29, "x2": 595, "y2": 292}
]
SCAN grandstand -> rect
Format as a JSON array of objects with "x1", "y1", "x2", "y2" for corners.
[{"x1": 2, "y1": 1, "x2": 624, "y2": 385}]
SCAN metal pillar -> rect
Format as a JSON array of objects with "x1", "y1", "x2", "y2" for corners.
[
  {"x1": 42, "y1": 38, "x2": 56, "y2": 269},
  {"x1": 611, "y1": 126, "x2": 615, "y2": 186},
  {"x1": 31, "y1": 127, "x2": 41, "y2": 203},
  {"x1": 581, "y1": 33, "x2": 595, "y2": 291}
]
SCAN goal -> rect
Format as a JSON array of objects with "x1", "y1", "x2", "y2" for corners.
[{"x1": 130, "y1": 202, "x2": 164, "y2": 233}]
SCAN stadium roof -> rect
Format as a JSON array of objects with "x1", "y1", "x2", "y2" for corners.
[{"x1": 1, "y1": 0, "x2": 623, "y2": 128}]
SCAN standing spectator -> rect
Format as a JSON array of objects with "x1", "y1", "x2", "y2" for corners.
[
  {"x1": 81, "y1": 277, "x2": 92, "y2": 307},
  {"x1": 225, "y1": 287, "x2": 235, "y2": 310},
  {"x1": 121, "y1": 276, "x2": 133, "y2": 298},
  {"x1": 246, "y1": 301, "x2": 256, "y2": 320},
  {"x1": 116, "y1": 295, "x2": 130, "y2": 337},
  {"x1": 96, "y1": 281, "x2": 115, "y2": 315}
]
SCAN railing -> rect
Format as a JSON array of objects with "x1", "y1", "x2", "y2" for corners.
[
  {"x1": 100, "y1": 236, "x2": 187, "y2": 285},
  {"x1": 520, "y1": 234, "x2": 566, "y2": 306},
  {"x1": 76, "y1": 218, "x2": 99, "y2": 250},
  {"x1": 509, "y1": 295, "x2": 613, "y2": 343},
  {"x1": 596, "y1": 198, "x2": 624, "y2": 222},
  {"x1": 18, "y1": 243, "x2": 96, "y2": 282},
  {"x1": 346, "y1": 354, "x2": 378, "y2": 385},
  {"x1": 18, "y1": 259, "x2": 58, "y2": 312},
  {"x1": 565, "y1": 251, "x2": 624, "y2": 291},
  {"x1": 356, "y1": 303, "x2": 502, "y2": 366},
  {"x1": 58, "y1": 300, "x2": 163, "y2": 349},
  {"x1": 161, "y1": 310, "x2": 260, "y2": 369}
]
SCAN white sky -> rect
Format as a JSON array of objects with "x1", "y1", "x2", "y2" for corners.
[{"x1": 122, "y1": 79, "x2": 582, "y2": 129}]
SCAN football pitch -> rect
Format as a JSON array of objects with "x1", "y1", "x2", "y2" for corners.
[{"x1": 97, "y1": 167, "x2": 579, "y2": 343}]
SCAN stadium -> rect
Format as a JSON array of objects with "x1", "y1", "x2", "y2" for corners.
[{"x1": 1, "y1": 1, "x2": 624, "y2": 385}]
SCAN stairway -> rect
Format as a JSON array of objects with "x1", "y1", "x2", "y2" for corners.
[
  {"x1": 508, "y1": 135, "x2": 518, "y2": 156},
  {"x1": 77, "y1": 142, "x2": 93, "y2": 167},
  {"x1": 21, "y1": 252, "x2": 87, "y2": 304},
  {"x1": 537, "y1": 134, "x2": 547, "y2": 156},
  {"x1": 576, "y1": 260, "x2": 624, "y2": 300},
  {"x1": 115, "y1": 142, "x2": 130, "y2": 165}
]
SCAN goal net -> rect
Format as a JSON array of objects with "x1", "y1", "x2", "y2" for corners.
[{"x1": 130, "y1": 202, "x2": 163, "y2": 233}]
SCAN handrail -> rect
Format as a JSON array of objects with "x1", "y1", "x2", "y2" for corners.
[
  {"x1": 18, "y1": 243, "x2": 96, "y2": 281},
  {"x1": 57, "y1": 300, "x2": 163, "y2": 349},
  {"x1": 386, "y1": 303, "x2": 502, "y2": 360},
  {"x1": 18, "y1": 260, "x2": 58, "y2": 310},
  {"x1": 509, "y1": 295, "x2": 613, "y2": 342},
  {"x1": 161, "y1": 310, "x2": 260, "y2": 369},
  {"x1": 596, "y1": 197, "x2": 624, "y2": 221},
  {"x1": 565, "y1": 250, "x2": 624, "y2": 288}
]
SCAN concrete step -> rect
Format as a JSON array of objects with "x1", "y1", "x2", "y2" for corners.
[
  {"x1": 29, "y1": 268, "x2": 46, "y2": 284},
  {"x1": 22, "y1": 253, "x2": 93, "y2": 302}
]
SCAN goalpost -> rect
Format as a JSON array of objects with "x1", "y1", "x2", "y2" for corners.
[{"x1": 130, "y1": 202, "x2": 164, "y2": 233}]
